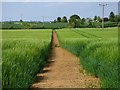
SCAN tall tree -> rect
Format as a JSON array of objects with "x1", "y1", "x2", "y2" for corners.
[
  {"x1": 61, "y1": 16, "x2": 68, "y2": 23},
  {"x1": 88, "y1": 19, "x2": 93, "y2": 28},
  {"x1": 97, "y1": 16, "x2": 102, "y2": 22},
  {"x1": 114, "y1": 15, "x2": 120, "y2": 22},
  {"x1": 69, "y1": 14, "x2": 81, "y2": 28},
  {"x1": 94, "y1": 16, "x2": 97, "y2": 21},
  {"x1": 81, "y1": 18, "x2": 85, "y2": 24},
  {"x1": 20, "y1": 19, "x2": 23, "y2": 22},
  {"x1": 109, "y1": 12, "x2": 115, "y2": 22},
  {"x1": 57, "y1": 17, "x2": 61, "y2": 22},
  {"x1": 69, "y1": 14, "x2": 81, "y2": 22}
]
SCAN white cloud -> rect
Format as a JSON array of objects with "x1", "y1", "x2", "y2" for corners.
[{"x1": 1, "y1": 0, "x2": 119, "y2": 2}]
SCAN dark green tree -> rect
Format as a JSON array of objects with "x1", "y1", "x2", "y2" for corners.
[
  {"x1": 69, "y1": 14, "x2": 81, "y2": 28},
  {"x1": 109, "y1": 12, "x2": 115, "y2": 22},
  {"x1": 97, "y1": 16, "x2": 102, "y2": 22},
  {"x1": 61, "y1": 16, "x2": 68, "y2": 23},
  {"x1": 69, "y1": 14, "x2": 81, "y2": 22},
  {"x1": 74, "y1": 20, "x2": 81, "y2": 28},
  {"x1": 57, "y1": 17, "x2": 61, "y2": 22},
  {"x1": 88, "y1": 19, "x2": 93, "y2": 28},
  {"x1": 20, "y1": 19, "x2": 23, "y2": 22},
  {"x1": 94, "y1": 16, "x2": 97, "y2": 21},
  {"x1": 81, "y1": 18, "x2": 85, "y2": 24},
  {"x1": 114, "y1": 15, "x2": 120, "y2": 22}
]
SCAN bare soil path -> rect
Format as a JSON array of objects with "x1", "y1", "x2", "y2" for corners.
[{"x1": 31, "y1": 31, "x2": 100, "y2": 88}]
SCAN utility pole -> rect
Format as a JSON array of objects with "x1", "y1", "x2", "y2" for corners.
[{"x1": 99, "y1": 3, "x2": 107, "y2": 31}]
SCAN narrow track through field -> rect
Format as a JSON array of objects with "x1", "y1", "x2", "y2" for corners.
[{"x1": 31, "y1": 31, "x2": 100, "y2": 88}]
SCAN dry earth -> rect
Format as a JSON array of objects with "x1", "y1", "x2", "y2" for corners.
[{"x1": 31, "y1": 31, "x2": 100, "y2": 88}]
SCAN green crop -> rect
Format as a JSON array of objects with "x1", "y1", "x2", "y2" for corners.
[
  {"x1": 0, "y1": 29, "x2": 2, "y2": 89},
  {"x1": 2, "y1": 29, "x2": 52, "y2": 88},
  {"x1": 57, "y1": 27, "x2": 118, "y2": 88}
]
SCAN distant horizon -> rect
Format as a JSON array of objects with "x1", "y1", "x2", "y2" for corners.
[
  {"x1": 1, "y1": 14, "x2": 117, "y2": 22},
  {"x1": 2, "y1": 2, "x2": 118, "y2": 21}
]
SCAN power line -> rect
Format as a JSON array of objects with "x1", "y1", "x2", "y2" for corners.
[{"x1": 99, "y1": 3, "x2": 107, "y2": 31}]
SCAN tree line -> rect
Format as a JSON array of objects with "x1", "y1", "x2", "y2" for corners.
[
  {"x1": 53, "y1": 11, "x2": 120, "y2": 28},
  {"x1": 2, "y1": 11, "x2": 119, "y2": 29}
]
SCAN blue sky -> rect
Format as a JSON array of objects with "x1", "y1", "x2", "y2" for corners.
[{"x1": 2, "y1": 2, "x2": 118, "y2": 21}]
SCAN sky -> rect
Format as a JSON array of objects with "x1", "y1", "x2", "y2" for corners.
[
  {"x1": 2, "y1": 2, "x2": 119, "y2": 21},
  {"x1": 1, "y1": 0, "x2": 119, "y2": 2}
]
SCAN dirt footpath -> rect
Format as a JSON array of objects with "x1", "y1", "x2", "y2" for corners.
[{"x1": 31, "y1": 31, "x2": 100, "y2": 88}]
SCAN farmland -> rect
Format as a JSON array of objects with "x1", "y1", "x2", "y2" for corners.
[
  {"x1": 56, "y1": 27, "x2": 118, "y2": 88},
  {"x1": 1, "y1": 21, "x2": 118, "y2": 29},
  {"x1": 2, "y1": 27, "x2": 118, "y2": 88},
  {"x1": 2, "y1": 29, "x2": 52, "y2": 88},
  {"x1": 1, "y1": 22, "x2": 68, "y2": 29},
  {"x1": 1, "y1": 1, "x2": 119, "y2": 89},
  {"x1": 0, "y1": 29, "x2": 2, "y2": 89}
]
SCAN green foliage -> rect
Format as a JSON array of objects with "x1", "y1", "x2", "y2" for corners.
[
  {"x1": 20, "y1": 19, "x2": 23, "y2": 22},
  {"x1": 109, "y1": 12, "x2": 115, "y2": 22},
  {"x1": 61, "y1": 16, "x2": 68, "y2": 23},
  {"x1": 2, "y1": 22, "x2": 68, "y2": 29},
  {"x1": 57, "y1": 17, "x2": 62, "y2": 22},
  {"x1": 70, "y1": 14, "x2": 81, "y2": 20},
  {"x1": 81, "y1": 18, "x2": 85, "y2": 24},
  {"x1": 2, "y1": 21, "x2": 117, "y2": 29},
  {"x1": 97, "y1": 16, "x2": 102, "y2": 22},
  {"x1": 57, "y1": 28, "x2": 118, "y2": 88},
  {"x1": 93, "y1": 22, "x2": 118, "y2": 28},
  {"x1": 2, "y1": 30, "x2": 52, "y2": 88},
  {"x1": 0, "y1": 30, "x2": 1, "y2": 89},
  {"x1": 94, "y1": 16, "x2": 97, "y2": 21},
  {"x1": 1, "y1": 12, "x2": 119, "y2": 29},
  {"x1": 88, "y1": 20, "x2": 93, "y2": 28},
  {"x1": 69, "y1": 14, "x2": 81, "y2": 28},
  {"x1": 74, "y1": 20, "x2": 81, "y2": 28},
  {"x1": 2, "y1": 22, "x2": 24, "y2": 29},
  {"x1": 114, "y1": 15, "x2": 120, "y2": 22}
]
